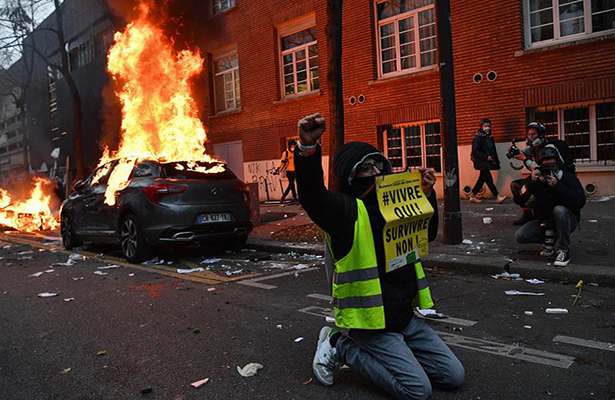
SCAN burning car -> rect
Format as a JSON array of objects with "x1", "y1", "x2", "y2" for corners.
[{"x1": 60, "y1": 159, "x2": 252, "y2": 263}]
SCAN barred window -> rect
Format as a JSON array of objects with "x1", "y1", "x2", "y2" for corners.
[{"x1": 382, "y1": 121, "x2": 442, "y2": 173}]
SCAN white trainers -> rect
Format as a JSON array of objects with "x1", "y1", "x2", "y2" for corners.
[
  {"x1": 496, "y1": 195, "x2": 507, "y2": 204},
  {"x1": 312, "y1": 326, "x2": 339, "y2": 386},
  {"x1": 554, "y1": 250, "x2": 571, "y2": 267},
  {"x1": 469, "y1": 194, "x2": 482, "y2": 203}
]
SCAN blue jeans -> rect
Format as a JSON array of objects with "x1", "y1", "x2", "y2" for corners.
[
  {"x1": 337, "y1": 317, "x2": 465, "y2": 400},
  {"x1": 514, "y1": 205, "x2": 578, "y2": 252}
]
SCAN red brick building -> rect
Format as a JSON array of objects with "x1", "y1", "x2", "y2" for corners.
[{"x1": 196, "y1": 0, "x2": 615, "y2": 200}]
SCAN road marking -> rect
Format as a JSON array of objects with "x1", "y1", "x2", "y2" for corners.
[
  {"x1": 307, "y1": 293, "x2": 332, "y2": 301},
  {"x1": 298, "y1": 305, "x2": 333, "y2": 319},
  {"x1": 304, "y1": 294, "x2": 477, "y2": 327},
  {"x1": 553, "y1": 335, "x2": 615, "y2": 352},
  {"x1": 238, "y1": 267, "x2": 320, "y2": 289},
  {"x1": 437, "y1": 331, "x2": 575, "y2": 369}
]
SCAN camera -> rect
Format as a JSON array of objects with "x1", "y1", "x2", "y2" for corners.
[
  {"x1": 538, "y1": 166, "x2": 553, "y2": 177},
  {"x1": 506, "y1": 138, "x2": 525, "y2": 159}
]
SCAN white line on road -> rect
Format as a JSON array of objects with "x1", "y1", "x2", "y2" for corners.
[
  {"x1": 553, "y1": 335, "x2": 615, "y2": 352},
  {"x1": 307, "y1": 293, "x2": 332, "y2": 301},
  {"x1": 438, "y1": 331, "x2": 575, "y2": 369},
  {"x1": 238, "y1": 267, "x2": 320, "y2": 290}
]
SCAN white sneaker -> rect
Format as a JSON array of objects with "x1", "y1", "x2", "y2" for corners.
[
  {"x1": 554, "y1": 250, "x2": 571, "y2": 267},
  {"x1": 496, "y1": 195, "x2": 506, "y2": 204},
  {"x1": 312, "y1": 326, "x2": 339, "y2": 386},
  {"x1": 469, "y1": 195, "x2": 482, "y2": 203}
]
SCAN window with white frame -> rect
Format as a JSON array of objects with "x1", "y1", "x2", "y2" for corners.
[
  {"x1": 279, "y1": 19, "x2": 319, "y2": 97},
  {"x1": 383, "y1": 121, "x2": 441, "y2": 172},
  {"x1": 526, "y1": 0, "x2": 615, "y2": 46},
  {"x1": 213, "y1": 51, "x2": 241, "y2": 113},
  {"x1": 213, "y1": 0, "x2": 235, "y2": 14},
  {"x1": 533, "y1": 101, "x2": 615, "y2": 163},
  {"x1": 375, "y1": 0, "x2": 437, "y2": 77}
]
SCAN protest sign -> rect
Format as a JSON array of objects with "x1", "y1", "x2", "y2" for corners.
[{"x1": 376, "y1": 171, "x2": 434, "y2": 273}]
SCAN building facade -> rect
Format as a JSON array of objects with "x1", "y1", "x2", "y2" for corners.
[{"x1": 198, "y1": 0, "x2": 615, "y2": 199}]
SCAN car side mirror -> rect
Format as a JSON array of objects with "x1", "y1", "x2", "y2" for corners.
[{"x1": 72, "y1": 180, "x2": 85, "y2": 193}]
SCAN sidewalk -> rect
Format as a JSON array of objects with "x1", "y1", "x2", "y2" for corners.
[{"x1": 248, "y1": 196, "x2": 615, "y2": 287}]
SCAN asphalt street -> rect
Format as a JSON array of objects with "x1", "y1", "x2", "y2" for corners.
[{"x1": 1, "y1": 233, "x2": 614, "y2": 400}]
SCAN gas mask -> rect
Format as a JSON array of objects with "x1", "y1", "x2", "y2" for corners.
[{"x1": 527, "y1": 136, "x2": 545, "y2": 149}]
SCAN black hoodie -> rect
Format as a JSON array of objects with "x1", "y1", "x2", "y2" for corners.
[{"x1": 295, "y1": 143, "x2": 438, "y2": 332}]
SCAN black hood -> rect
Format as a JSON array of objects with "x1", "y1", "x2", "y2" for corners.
[{"x1": 333, "y1": 142, "x2": 392, "y2": 195}]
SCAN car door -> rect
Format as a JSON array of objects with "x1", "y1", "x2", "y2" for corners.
[{"x1": 82, "y1": 162, "x2": 114, "y2": 233}]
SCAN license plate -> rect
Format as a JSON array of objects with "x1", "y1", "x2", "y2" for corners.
[{"x1": 197, "y1": 213, "x2": 232, "y2": 224}]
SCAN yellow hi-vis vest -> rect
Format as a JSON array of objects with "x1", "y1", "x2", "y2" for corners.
[{"x1": 326, "y1": 199, "x2": 434, "y2": 330}]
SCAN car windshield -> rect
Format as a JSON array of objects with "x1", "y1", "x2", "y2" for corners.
[{"x1": 161, "y1": 161, "x2": 237, "y2": 180}]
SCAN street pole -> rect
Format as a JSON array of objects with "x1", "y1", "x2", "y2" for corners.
[
  {"x1": 326, "y1": 0, "x2": 344, "y2": 190},
  {"x1": 435, "y1": 0, "x2": 462, "y2": 244}
]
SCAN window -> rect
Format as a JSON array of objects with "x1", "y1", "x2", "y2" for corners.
[
  {"x1": 382, "y1": 121, "x2": 441, "y2": 172},
  {"x1": 526, "y1": 0, "x2": 615, "y2": 46},
  {"x1": 213, "y1": 51, "x2": 241, "y2": 113},
  {"x1": 69, "y1": 40, "x2": 93, "y2": 71},
  {"x1": 531, "y1": 101, "x2": 615, "y2": 163},
  {"x1": 375, "y1": 0, "x2": 437, "y2": 77},
  {"x1": 213, "y1": 0, "x2": 235, "y2": 14},
  {"x1": 279, "y1": 21, "x2": 319, "y2": 97}
]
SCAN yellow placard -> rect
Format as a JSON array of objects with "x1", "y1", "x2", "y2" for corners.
[{"x1": 376, "y1": 171, "x2": 434, "y2": 273}]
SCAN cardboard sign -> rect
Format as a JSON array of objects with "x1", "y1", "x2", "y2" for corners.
[{"x1": 376, "y1": 171, "x2": 434, "y2": 273}]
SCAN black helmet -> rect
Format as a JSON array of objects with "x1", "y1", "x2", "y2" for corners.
[
  {"x1": 480, "y1": 118, "x2": 491, "y2": 127},
  {"x1": 536, "y1": 146, "x2": 560, "y2": 165},
  {"x1": 526, "y1": 122, "x2": 546, "y2": 137}
]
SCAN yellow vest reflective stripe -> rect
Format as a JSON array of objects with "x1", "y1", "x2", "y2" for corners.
[{"x1": 326, "y1": 199, "x2": 434, "y2": 330}]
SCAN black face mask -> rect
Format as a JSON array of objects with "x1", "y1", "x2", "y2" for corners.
[{"x1": 350, "y1": 176, "x2": 377, "y2": 200}]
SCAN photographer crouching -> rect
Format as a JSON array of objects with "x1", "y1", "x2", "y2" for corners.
[{"x1": 513, "y1": 147, "x2": 586, "y2": 266}]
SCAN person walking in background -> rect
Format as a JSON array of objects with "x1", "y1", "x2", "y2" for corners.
[
  {"x1": 470, "y1": 118, "x2": 506, "y2": 204},
  {"x1": 276, "y1": 139, "x2": 297, "y2": 203}
]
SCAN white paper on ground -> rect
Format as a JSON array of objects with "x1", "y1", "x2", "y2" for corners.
[
  {"x1": 462, "y1": 239, "x2": 473, "y2": 245},
  {"x1": 325, "y1": 317, "x2": 335, "y2": 323},
  {"x1": 416, "y1": 308, "x2": 448, "y2": 319},
  {"x1": 545, "y1": 308, "x2": 568, "y2": 314},
  {"x1": 38, "y1": 292, "x2": 58, "y2": 298},
  {"x1": 69, "y1": 254, "x2": 84, "y2": 261},
  {"x1": 525, "y1": 278, "x2": 545, "y2": 284},
  {"x1": 191, "y1": 377, "x2": 209, "y2": 388},
  {"x1": 482, "y1": 217, "x2": 493, "y2": 225},
  {"x1": 237, "y1": 363, "x2": 263, "y2": 377},
  {"x1": 94, "y1": 271, "x2": 108, "y2": 276},
  {"x1": 505, "y1": 290, "x2": 545, "y2": 296},
  {"x1": 177, "y1": 267, "x2": 205, "y2": 274},
  {"x1": 16, "y1": 251, "x2": 34, "y2": 255},
  {"x1": 29, "y1": 269, "x2": 54, "y2": 277},
  {"x1": 294, "y1": 264, "x2": 310, "y2": 270},
  {"x1": 200, "y1": 258, "x2": 221, "y2": 265},
  {"x1": 294, "y1": 337, "x2": 304, "y2": 342},
  {"x1": 97, "y1": 265, "x2": 120, "y2": 270}
]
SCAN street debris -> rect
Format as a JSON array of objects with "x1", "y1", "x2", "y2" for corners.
[
  {"x1": 69, "y1": 254, "x2": 85, "y2": 262},
  {"x1": 325, "y1": 317, "x2": 335, "y2": 323},
  {"x1": 525, "y1": 279, "x2": 545, "y2": 284},
  {"x1": 505, "y1": 290, "x2": 545, "y2": 296},
  {"x1": 294, "y1": 337, "x2": 304, "y2": 343},
  {"x1": 16, "y1": 251, "x2": 33, "y2": 255},
  {"x1": 94, "y1": 271, "x2": 108, "y2": 276},
  {"x1": 303, "y1": 378, "x2": 314, "y2": 385},
  {"x1": 461, "y1": 239, "x2": 473, "y2": 245},
  {"x1": 38, "y1": 292, "x2": 58, "y2": 298},
  {"x1": 453, "y1": 327, "x2": 463, "y2": 332},
  {"x1": 63, "y1": 298, "x2": 75, "y2": 302},
  {"x1": 485, "y1": 207, "x2": 494, "y2": 211},
  {"x1": 128, "y1": 273, "x2": 135, "y2": 277},
  {"x1": 545, "y1": 308, "x2": 569, "y2": 314},
  {"x1": 492, "y1": 272, "x2": 522, "y2": 281},
  {"x1": 572, "y1": 280, "x2": 583, "y2": 307},
  {"x1": 29, "y1": 269, "x2": 54, "y2": 277},
  {"x1": 96, "y1": 350, "x2": 107, "y2": 356},
  {"x1": 237, "y1": 363, "x2": 263, "y2": 377},
  {"x1": 190, "y1": 377, "x2": 209, "y2": 388},
  {"x1": 524, "y1": 325, "x2": 532, "y2": 329},
  {"x1": 97, "y1": 265, "x2": 120, "y2": 270},
  {"x1": 200, "y1": 258, "x2": 221, "y2": 265},
  {"x1": 207, "y1": 288, "x2": 216, "y2": 292},
  {"x1": 72, "y1": 277, "x2": 84, "y2": 281},
  {"x1": 482, "y1": 217, "x2": 493, "y2": 225},
  {"x1": 588, "y1": 219, "x2": 598, "y2": 223},
  {"x1": 177, "y1": 267, "x2": 204, "y2": 274},
  {"x1": 61, "y1": 367, "x2": 72, "y2": 375},
  {"x1": 416, "y1": 308, "x2": 448, "y2": 319},
  {"x1": 276, "y1": 324, "x2": 283, "y2": 329},
  {"x1": 2, "y1": 245, "x2": 11, "y2": 249},
  {"x1": 193, "y1": 328, "x2": 201, "y2": 334},
  {"x1": 294, "y1": 264, "x2": 310, "y2": 270},
  {"x1": 18, "y1": 256, "x2": 33, "y2": 260},
  {"x1": 524, "y1": 311, "x2": 534, "y2": 316},
  {"x1": 587, "y1": 282, "x2": 599, "y2": 287},
  {"x1": 226, "y1": 269, "x2": 243, "y2": 276}
]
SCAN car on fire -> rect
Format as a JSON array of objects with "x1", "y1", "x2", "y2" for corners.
[{"x1": 60, "y1": 159, "x2": 253, "y2": 263}]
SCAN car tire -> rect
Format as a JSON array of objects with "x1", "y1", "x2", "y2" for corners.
[
  {"x1": 227, "y1": 235, "x2": 248, "y2": 251},
  {"x1": 120, "y1": 214, "x2": 155, "y2": 263},
  {"x1": 61, "y1": 214, "x2": 82, "y2": 250}
]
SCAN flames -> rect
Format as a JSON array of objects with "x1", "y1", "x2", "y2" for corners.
[
  {"x1": 0, "y1": 178, "x2": 60, "y2": 232},
  {"x1": 100, "y1": 1, "x2": 221, "y2": 206}
]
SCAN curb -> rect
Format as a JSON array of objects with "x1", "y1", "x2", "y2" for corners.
[{"x1": 246, "y1": 239, "x2": 615, "y2": 287}]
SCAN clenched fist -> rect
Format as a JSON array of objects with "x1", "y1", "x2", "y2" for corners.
[{"x1": 298, "y1": 113, "x2": 326, "y2": 146}]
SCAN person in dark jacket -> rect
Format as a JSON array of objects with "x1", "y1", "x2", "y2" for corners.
[
  {"x1": 295, "y1": 113, "x2": 464, "y2": 400},
  {"x1": 510, "y1": 122, "x2": 576, "y2": 226},
  {"x1": 513, "y1": 146, "x2": 586, "y2": 267},
  {"x1": 470, "y1": 118, "x2": 506, "y2": 204}
]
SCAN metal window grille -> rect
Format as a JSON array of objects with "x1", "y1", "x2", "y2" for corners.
[{"x1": 383, "y1": 121, "x2": 442, "y2": 172}]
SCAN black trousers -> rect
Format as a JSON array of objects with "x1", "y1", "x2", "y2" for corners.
[
  {"x1": 281, "y1": 170, "x2": 297, "y2": 200},
  {"x1": 472, "y1": 170, "x2": 499, "y2": 196}
]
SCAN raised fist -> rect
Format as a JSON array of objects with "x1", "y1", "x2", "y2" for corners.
[{"x1": 298, "y1": 113, "x2": 326, "y2": 146}]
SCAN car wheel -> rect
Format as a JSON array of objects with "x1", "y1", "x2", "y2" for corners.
[
  {"x1": 61, "y1": 214, "x2": 82, "y2": 250},
  {"x1": 120, "y1": 214, "x2": 155, "y2": 263}
]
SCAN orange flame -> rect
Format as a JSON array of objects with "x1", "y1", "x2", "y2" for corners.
[
  {"x1": 100, "y1": 2, "x2": 221, "y2": 206},
  {"x1": 0, "y1": 178, "x2": 60, "y2": 232}
]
